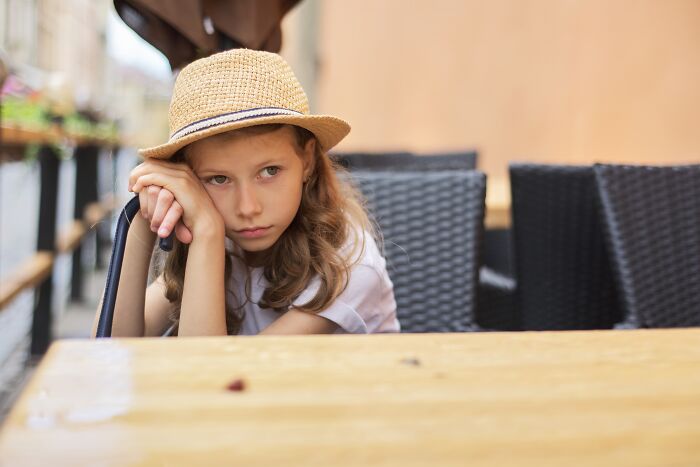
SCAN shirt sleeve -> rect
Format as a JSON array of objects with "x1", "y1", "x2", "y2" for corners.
[
  {"x1": 291, "y1": 229, "x2": 398, "y2": 334},
  {"x1": 291, "y1": 263, "x2": 393, "y2": 334}
]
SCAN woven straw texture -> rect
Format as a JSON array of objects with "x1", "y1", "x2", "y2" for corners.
[
  {"x1": 350, "y1": 170, "x2": 486, "y2": 332},
  {"x1": 594, "y1": 164, "x2": 700, "y2": 328},
  {"x1": 140, "y1": 49, "x2": 349, "y2": 158},
  {"x1": 169, "y1": 49, "x2": 308, "y2": 133},
  {"x1": 510, "y1": 164, "x2": 622, "y2": 330}
]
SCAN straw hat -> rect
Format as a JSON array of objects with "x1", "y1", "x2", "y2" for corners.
[{"x1": 139, "y1": 49, "x2": 350, "y2": 159}]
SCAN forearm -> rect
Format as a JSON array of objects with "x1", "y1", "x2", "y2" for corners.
[
  {"x1": 177, "y1": 228, "x2": 227, "y2": 336},
  {"x1": 109, "y1": 215, "x2": 157, "y2": 337}
]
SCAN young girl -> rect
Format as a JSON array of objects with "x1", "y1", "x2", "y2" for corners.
[{"x1": 93, "y1": 49, "x2": 399, "y2": 337}]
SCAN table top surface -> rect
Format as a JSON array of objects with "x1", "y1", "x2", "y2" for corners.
[
  {"x1": 485, "y1": 177, "x2": 510, "y2": 229},
  {"x1": 1, "y1": 328, "x2": 699, "y2": 466}
]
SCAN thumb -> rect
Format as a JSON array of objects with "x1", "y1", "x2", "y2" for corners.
[{"x1": 175, "y1": 221, "x2": 193, "y2": 244}]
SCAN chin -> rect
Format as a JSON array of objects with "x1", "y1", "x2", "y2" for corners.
[
  {"x1": 239, "y1": 243, "x2": 272, "y2": 253},
  {"x1": 236, "y1": 236, "x2": 278, "y2": 253}
]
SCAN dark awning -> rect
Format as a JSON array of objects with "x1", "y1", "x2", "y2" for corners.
[{"x1": 114, "y1": 0, "x2": 301, "y2": 71}]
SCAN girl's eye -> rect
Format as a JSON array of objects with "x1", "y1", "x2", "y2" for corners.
[
  {"x1": 209, "y1": 175, "x2": 229, "y2": 185},
  {"x1": 260, "y1": 166, "x2": 280, "y2": 179}
]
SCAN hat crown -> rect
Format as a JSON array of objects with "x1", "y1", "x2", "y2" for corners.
[{"x1": 168, "y1": 49, "x2": 310, "y2": 137}]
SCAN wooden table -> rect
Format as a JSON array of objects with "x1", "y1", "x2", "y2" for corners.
[
  {"x1": 1, "y1": 329, "x2": 699, "y2": 466},
  {"x1": 485, "y1": 177, "x2": 511, "y2": 229}
]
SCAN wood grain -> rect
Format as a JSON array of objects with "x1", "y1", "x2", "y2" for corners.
[
  {"x1": 0, "y1": 198, "x2": 115, "y2": 312},
  {"x1": 0, "y1": 329, "x2": 698, "y2": 466},
  {"x1": 0, "y1": 125, "x2": 118, "y2": 147},
  {"x1": 485, "y1": 177, "x2": 511, "y2": 229},
  {"x1": 0, "y1": 252, "x2": 53, "y2": 310}
]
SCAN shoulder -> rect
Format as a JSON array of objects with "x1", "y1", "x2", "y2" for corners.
[
  {"x1": 294, "y1": 224, "x2": 400, "y2": 334},
  {"x1": 340, "y1": 223, "x2": 385, "y2": 270}
]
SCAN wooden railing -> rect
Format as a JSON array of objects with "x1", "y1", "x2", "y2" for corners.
[
  {"x1": 0, "y1": 253, "x2": 54, "y2": 312},
  {"x1": 0, "y1": 198, "x2": 114, "y2": 310},
  {"x1": 0, "y1": 123, "x2": 120, "y2": 354},
  {"x1": 0, "y1": 125, "x2": 119, "y2": 147}
]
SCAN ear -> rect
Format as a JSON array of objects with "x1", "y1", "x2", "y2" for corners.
[{"x1": 301, "y1": 137, "x2": 317, "y2": 181}]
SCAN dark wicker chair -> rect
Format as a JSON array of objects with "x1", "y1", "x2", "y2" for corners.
[
  {"x1": 350, "y1": 170, "x2": 486, "y2": 332},
  {"x1": 594, "y1": 164, "x2": 700, "y2": 328},
  {"x1": 509, "y1": 164, "x2": 623, "y2": 330},
  {"x1": 475, "y1": 264, "x2": 518, "y2": 330},
  {"x1": 332, "y1": 151, "x2": 477, "y2": 171}
]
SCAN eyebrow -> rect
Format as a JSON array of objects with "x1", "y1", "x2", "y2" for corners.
[
  {"x1": 195, "y1": 157, "x2": 288, "y2": 176},
  {"x1": 253, "y1": 158, "x2": 286, "y2": 170},
  {"x1": 194, "y1": 166, "x2": 233, "y2": 176}
]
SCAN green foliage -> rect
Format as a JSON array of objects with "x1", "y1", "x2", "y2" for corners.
[
  {"x1": 63, "y1": 113, "x2": 118, "y2": 140},
  {"x1": 1, "y1": 96, "x2": 118, "y2": 142},
  {"x1": 1, "y1": 96, "x2": 50, "y2": 130}
]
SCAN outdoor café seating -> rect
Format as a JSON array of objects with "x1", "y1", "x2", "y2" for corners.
[
  {"x1": 91, "y1": 160, "x2": 700, "y2": 337},
  {"x1": 3, "y1": 2, "x2": 700, "y2": 464},
  {"x1": 507, "y1": 164, "x2": 623, "y2": 330},
  {"x1": 480, "y1": 162, "x2": 700, "y2": 332},
  {"x1": 594, "y1": 164, "x2": 700, "y2": 328},
  {"x1": 350, "y1": 169, "x2": 486, "y2": 332}
]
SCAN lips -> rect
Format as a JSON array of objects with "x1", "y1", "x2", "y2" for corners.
[{"x1": 235, "y1": 226, "x2": 271, "y2": 239}]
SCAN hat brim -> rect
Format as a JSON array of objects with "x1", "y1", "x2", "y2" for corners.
[{"x1": 138, "y1": 114, "x2": 350, "y2": 159}]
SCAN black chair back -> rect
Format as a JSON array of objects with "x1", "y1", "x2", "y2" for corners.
[
  {"x1": 351, "y1": 170, "x2": 486, "y2": 332},
  {"x1": 594, "y1": 164, "x2": 700, "y2": 328},
  {"x1": 96, "y1": 196, "x2": 141, "y2": 337},
  {"x1": 333, "y1": 151, "x2": 477, "y2": 171},
  {"x1": 510, "y1": 164, "x2": 622, "y2": 330}
]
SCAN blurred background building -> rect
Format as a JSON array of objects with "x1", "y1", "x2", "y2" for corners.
[
  {"x1": 0, "y1": 0, "x2": 172, "y2": 376},
  {"x1": 0, "y1": 0, "x2": 171, "y2": 147},
  {"x1": 4, "y1": 0, "x2": 699, "y2": 177}
]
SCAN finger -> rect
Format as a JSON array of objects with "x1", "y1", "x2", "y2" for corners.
[
  {"x1": 157, "y1": 201, "x2": 184, "y2": 238},
  {"x1": 128, "y1": 163, "x2": 146, "y2": 191},
  {"x1": 138, "y1": 189, "x2": 149, "y2": 220},
  {"x1": 138, "y1": 159, "x2": 186, "y2": 171},
  {"x1": 151, "y1": 188, "x2": 175, "y2": 232},
  {"x1": 146, "y1": 185, "x2": 160, "y2": 221},
  {"x1": 131, "y1": 169, "x2": 193, "y2": 197},
  {"x1": 129, "y1": 161, "x2": 182, "y2": 190},
  {"x1": 175, "y1": 221, "x2": 193, "y2": 244},
  {"x1": 129, "y1": 162, "x2": 193, "y2": 191}
]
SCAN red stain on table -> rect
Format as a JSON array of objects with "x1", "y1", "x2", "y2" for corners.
[{"x1": 226, "y1": 379, "x2": 246, "y2": 392}]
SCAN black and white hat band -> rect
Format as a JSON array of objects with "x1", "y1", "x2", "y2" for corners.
[{"x1": 169, "y1": 107, "x2": 304, "y2": 142}]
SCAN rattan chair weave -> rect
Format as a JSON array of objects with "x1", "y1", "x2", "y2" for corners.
[
  {"x1": 510, "y1": 164, "x2": 622, "y2": 330},
  {"x1": 333, "y1": 151, "x2": 476, "y2": 172},
  {"x1": 594, "y1": 164, "x2": 700, "y2": 328},
  {"x1": 351, "y1": 170, "x2": 486, "y2": 332}
]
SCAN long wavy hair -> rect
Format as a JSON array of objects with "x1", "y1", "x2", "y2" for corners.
[{"x1": 150, "y1": 124, "x2": 373, "y2": 335}]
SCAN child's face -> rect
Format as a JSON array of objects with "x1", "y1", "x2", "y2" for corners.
[{"x1": 187, "y1": 126, "x2": 314, "y2": 257}]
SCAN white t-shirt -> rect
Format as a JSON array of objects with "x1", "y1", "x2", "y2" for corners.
[{"x1": 226, "y1": 231, "x2": 400, "y2": 335}]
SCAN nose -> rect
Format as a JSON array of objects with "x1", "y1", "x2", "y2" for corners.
[{"x1": 235, "y1": 183, "x2": 263, "y2": 218}]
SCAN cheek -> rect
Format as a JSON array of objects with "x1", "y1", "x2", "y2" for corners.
[
  {"x1": 204, "y1": 188, "x2": 230, "y2": 215},
  {"x1": 268, "y1": 178, "x2": 303, "y2": 213}
]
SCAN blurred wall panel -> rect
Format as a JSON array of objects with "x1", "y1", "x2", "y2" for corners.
[
  {"x1": 0, "y1": 0, "x2": 39, "y2": 65},
  {"x1": 313, "y1": 0, "x2": 700, "y2": 178},
  {"x1": 37, "y1": 0, "x2": 111, "y2": 110},
  {"x1": 280, "y1": 0, "x2": 320, "y2": 112}
]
